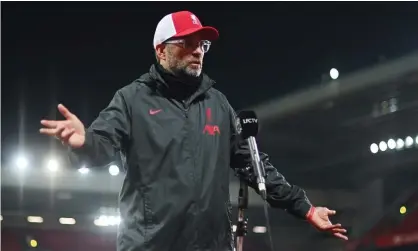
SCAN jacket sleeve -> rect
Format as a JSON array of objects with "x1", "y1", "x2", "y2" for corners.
[
  {"x1": 68, "y1": 89, "x2": 131, "y2": 168},
  {"x1": 227, "y1": 102, "x2": 312, "y2": 219}
]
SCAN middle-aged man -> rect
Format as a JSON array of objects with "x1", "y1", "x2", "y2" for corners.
[{"x1": 40, "y1": 10, "x2": 348, "y2": 251}]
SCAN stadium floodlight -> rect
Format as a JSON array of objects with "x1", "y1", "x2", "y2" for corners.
[
  {"x1": 15, "y1": 155, "x2": 28, "y2": 169},
  {"x1": 379, "y1": 141, "x2": 387, "y2": 152},
  {"x1": 27, "y1": 216, "x2": 43, "y2": 223},
  {"x1": 396, "y1": 138, "x2": 405, "y2": 150},
  {"x1": 93, "y1": 216, "x2": 108, "y2": 227},
  {"x1": 94, "y1": 215, "x2": 120, "y2": 227},
  {"x1": 370, "y1": 143, "x2": 379, "y2": 154},
  {"x1": 387, "y1": 139, "x2": 396, "y2": 150},
  {"x1": 29, "y1": 239, "x2": 38, "y2": 248},
  {"x1": 47, "y1": 159, "x2": 59, "y2": 172},
  {"x1": 109, "y1": 165, "x2": 120, "y2": 176},
  {"x1": 107, "y1": 215, "x2": 121, "y2": 226},
  {"x1": 405, "y1": 136, "x2": 414, "y2": 148},
  {"x1": 330, "y1": 68, "x2": 339, "y2": 80},
  {"x1": 253, "y1": 226, "x2": 267, "y2": 233},
  {"x1": 59, "y1": 217, "x2": 76, "y2": 225},
  {"x1": 78, "y1": 166, "x2": 89, "y2": 174}
]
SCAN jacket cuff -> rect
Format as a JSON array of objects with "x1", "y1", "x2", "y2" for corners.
[
  {"x1": 290, "y1": 199, "x2": 313, "y2": 220},
  {"x1": 305, "y1": 206, "x2": 316, "y2": 221},
  {"x1": 300, "y1": 200, "x2": 313, "y2": 219}
]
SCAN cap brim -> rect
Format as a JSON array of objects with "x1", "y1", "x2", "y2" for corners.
[{"x1": 172, "y1": 26, "x2": 219, "y2": 41}]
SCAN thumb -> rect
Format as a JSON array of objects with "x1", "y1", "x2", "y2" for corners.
[
  {"x1": 328, "y1": 209, "x2": 337, "y2": 215},
  {"x1": 58, "y1": 104, "x2": 73, "y2": 120}
]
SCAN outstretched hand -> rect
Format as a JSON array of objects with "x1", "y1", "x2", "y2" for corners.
[
  {"x1": 40, "y1": 104, "x2": 86, "y2": 148},
  {"x1": 307, "y1": 206, "x2": 348, "y2": 240}
]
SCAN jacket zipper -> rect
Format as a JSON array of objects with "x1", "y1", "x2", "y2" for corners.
[{"x1": 181, "y1": 101, "x2": 199, "y2": 224}]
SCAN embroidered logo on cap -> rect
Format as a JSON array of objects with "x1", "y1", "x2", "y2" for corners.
[{"x1": 191, "y1": 14, "x2": 198, "y2": 25}]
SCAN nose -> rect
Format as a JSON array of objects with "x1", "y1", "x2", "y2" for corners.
[{"x1": 192, "y1": 45, "x2": 204, "y2": 57}]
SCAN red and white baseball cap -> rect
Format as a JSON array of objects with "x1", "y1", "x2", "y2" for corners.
[{"x1": 153, "y1": 11, "x2": 219, "y2": 49}]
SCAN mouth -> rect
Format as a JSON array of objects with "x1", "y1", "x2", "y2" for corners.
[{"x1": 189, "y1": 61, "x2": 201, "y2": 66}]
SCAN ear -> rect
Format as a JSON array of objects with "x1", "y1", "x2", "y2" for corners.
[{"x1": 155, "y1": 44, "x2": 166, "y2": 61}]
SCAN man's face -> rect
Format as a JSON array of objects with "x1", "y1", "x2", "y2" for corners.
[{"x1": 160, "y1": 32, "x2": 208, "y2": 77}]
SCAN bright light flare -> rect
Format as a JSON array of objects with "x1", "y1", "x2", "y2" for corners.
[
  {"x1": 47, "y1": 159, "x2": 59, "y2": 172},
  {"x1": 370, "y1": 143, "x2": 379, "y2": 154},
  {"x1": 330, "y1": 68, "x2": 339, "y2": 80},
  {"x1": 379, "y1": 141, "x2": 387, "y2": 152},
  {"x1": 59, "y1": 217, "x2": 76, "y2": 225},
  {"x1": 396, "y1": 139, "x2": 405, "y2": 150},
  {"x1": 253, "y1": 226, "x2": 267, "y2": 233},
  {"x1": 109, "y1": 165, "x2": 120, "y2": 176},
  {"x1": 27, "y1": 216, "x2": 43, "y2": 223},
  {"x1": 15, "y1": 156, "x2": 28, "y2": 169},
  {"x1": 387, "y1": 139, "x2": 396, "y2": 150},
  {"x1": 78, "y1": 166, "x2": 89, "y2": 174},
  {"x1": 405, "y1": 136, "x2": 414, "y2": 148},
  {"x1": 94, "y1": 215, "x2": 121, "y2": 227},
  {"x1": 29, "y1": 239, "x2": 38, "y2": 248}
]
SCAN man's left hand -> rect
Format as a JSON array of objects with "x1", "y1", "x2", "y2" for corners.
[{"x1": 307, "y1": 206, "x2": 348, "y2": 240}]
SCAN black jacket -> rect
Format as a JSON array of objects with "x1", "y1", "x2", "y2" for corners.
[{"x1": 69, "y1": 64, "x2": 312, "y2": 251}]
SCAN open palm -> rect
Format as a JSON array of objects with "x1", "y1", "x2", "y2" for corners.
[
  {"x1": 40, "y1": 104, "x2": 86, "y2": 148},
  {"x1": 309, "y1": 207, "x2": 348, "y2": 240}
]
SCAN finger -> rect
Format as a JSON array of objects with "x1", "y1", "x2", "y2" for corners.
[
  {"x1": 333, "y1": 232, "x2": 348, "y2": 240},
  {"x1": 323, "y1": 223, "x2": 342, "y2": 230},
  {"x1": 55, "y1": 126, "x2": 66, "y2": 139},
  {"x1": 41, "y1": 120, "x2": 61, "y2": 128},
  {"x1": 327, "y1": 208, "x2": 336, "y2": 215},
  {"x1": 40, "y1": 125, "x2": 65, "y2": 137},
  {"x1": 40, "y1": 128, "x2": 61, "y2": 136},
  {"x1": 61, "y1": 128, "x2": 75, "y2": 140},
  {"x1": 58, "y1": 104, "x2": 73, "y2": 120},
  {"x1": 331, "y1": 228, "x2": 347, "y2": 234},
  {"x1": 60, "y1": 132, "x2": 74, "y2": 145}
]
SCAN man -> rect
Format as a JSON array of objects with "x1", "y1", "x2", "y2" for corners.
[{"x1": 40, "y1": 10, "x2": 347, "y2": 251}]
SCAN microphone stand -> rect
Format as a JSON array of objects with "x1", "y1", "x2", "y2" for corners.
[{"x1": 236, "y1": 179, "x2": 249, "y2": 251}]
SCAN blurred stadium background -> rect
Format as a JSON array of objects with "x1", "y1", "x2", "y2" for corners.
[
  {"x1": 2, "y1": 50, "x2": 418, "y2": 251},
  {"x1": 2, "y1": 1, "x2": 418, "y2": 250}
]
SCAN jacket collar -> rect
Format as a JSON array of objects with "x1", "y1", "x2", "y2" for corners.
[{"x1": 142, "y1": 64, "x2": 215, "y2": 106}]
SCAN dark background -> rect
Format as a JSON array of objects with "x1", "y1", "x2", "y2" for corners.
[{"x1": 2, "y1": 1, "x2": 418, "y2": 160}]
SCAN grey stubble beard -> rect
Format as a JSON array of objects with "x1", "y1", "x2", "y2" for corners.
[{"x1": 166, "y1": 48, "x2": 203, "y2": 78}]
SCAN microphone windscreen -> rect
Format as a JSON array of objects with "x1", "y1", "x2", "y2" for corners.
[{"x1": 237, "y1": 110, "x2": 259, "y2": 138}]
